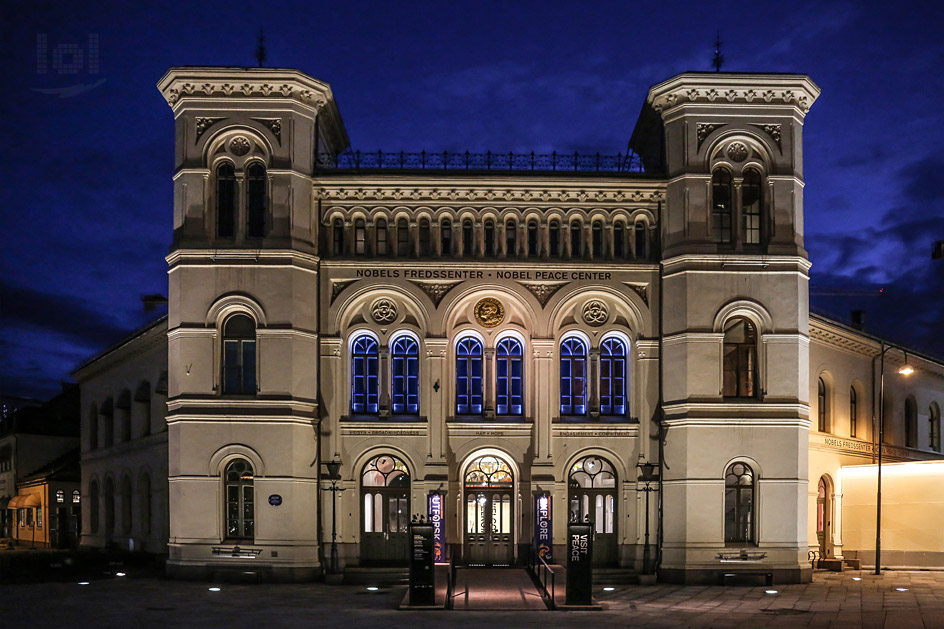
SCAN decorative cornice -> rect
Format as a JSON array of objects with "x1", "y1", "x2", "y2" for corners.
[
  {"x1": 314, "y1": 186, "x2": 665, "y2": 205},
  {"x1": 809, "y1": 324, "x2": 878, "y2": 358},
  {"x1": 647, "y1": 73, "x2": 820, "y2": 116},
  {"x1": 157, "y1": 68, "x2": 336, "y2": 113}
]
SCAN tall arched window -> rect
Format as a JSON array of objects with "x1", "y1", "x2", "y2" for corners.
[
  {"x1": 391, "y1": 336, "x2": 419, "y2": 414},
  {"x1": 246, "y1": 163, "x2": 267, "y2": 238},
  {"x1": 104, "y1": 477, "x2": 115, "y2": 536},
  {"x1": 88, "y1": 404, "x2": 98, "y2": 450},
  {"x1": 101, "y1": 399, "x2": 114, "y2": 448},
  {"x1": 741, "y1": 168, "x2": 762, "y2": 245},
  {"x1": 724, "y1": 462, "x2": 754, "y2": 543},
  {"x1": 397, "y1": 218, "x2": 409, "y2": 256},
  {"x1": 216, "y1": 163, "x2": 236, "y2": 238},
  {"x1": 462, "y1": 219, "x2": 474, "y2": 256},
  {"x1": 569, "y1": 456, "x2": 617, "y2": 537},
  {"x1": 135, "y1": 381, "x2": 151, "y2": 438},
  {"x1": 549, "y1": 221, "x2": 560, "y2": 256},
  {"x1": 362, "y1": 455, "x2": 410, "y2": 552},
  {"x1": 375, "y1": 218, "x2": 388, "y2": 255},
  {"x1": 351, "y1": 335, "x2": 379, "y2": 414},
  {"x1": 634, "y1": 221, "x2": 647, "y2": 260},
  {"x1": 222, "y1": 314, "x2": 257, "y2": 395},
  {"x1": 931, "y1": 403, "x2": 942, "y2": 452},
  {"x1": 614, "y1": 223, "x2": 625, "y2": 258},
  {"x1": 332, "y1": 218, "x2": 344, "y2": 256},
  {"x1": 817, "y1": 378, "x2": 828, "y2": 432},
  {"x1": 570, "y1": 221, "x2": 582, "y2": 257},
  {"x1": 505, "y1": 220, "x2": 517, "y2": 256},
  {"x1": 117, "y1": 389, "x2": 131, "y2": 443},
  {"x1": 905, "y1": 397, "x2": 918, "y2": 448},
  {"x1": 560, "y1": 338, "x2": 588, "y2": 415},
  {"x1": 456, "y1": 337, "x2": 484, "y2": 414},
  {"x1": 496, "y1": 338, "x2": 523, "y2": 416},
  {"x1": 72, "y1": 489, "x2": 80, "y2": 504},
  {"x1": 723, "y1": 318, "x2": 757, "y2": 398},
  {"x1": 140, "y1": 474, "x2": 152, "y2": 534},
  {"x1": 354, "y1": 218, "x2": 366, "y2": 255},
  {"x1": 484, "y1": 220, "x2": 495, "y2": 255},
  {"x1": 224, "y1": 458, "x2": 254, "y2": 539},
  {"x1": 120, "y1": 475, "x2": 132, "y2": 534},
  {"x1": 56, "y1": 489, "x2": 65, "y2": 503},
  {"x1": 850, "y1": 386, "x2": 858, "y2": 438},
  {"x1": 592, "y1": 221, "x2": 603, "y2": 258},
  {"x1": 441, "y1": 219, "x2": 452, "y2": 255},
  {"x1": 712, "y1": 168, "x2": 733, "y2": 244},
  {"x1": 600, "y1": 338, "x2": 627, "y2": 415},
  {"x1": 419, "y1": 219, "x2": 431, "y2": 256},
  {"x1": 89, "y1": 481, "x2": 99, "y2": 533},
  {"x1": 527, "y1": 220, "x2": 538, "y2": 257}
]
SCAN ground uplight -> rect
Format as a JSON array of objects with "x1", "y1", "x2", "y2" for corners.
[
  {"x1": 852, "y1": 577, "x2": 861, "y2": 581},
  {"x1": 896, "y1": 587, "x2": 909, "y2": 592},
  {"x1": 603, "y1": 587, "x2": 615, "y2": 592},
  {"x1": 209, "y1": 587, "x2": 221, "y2": 592},
  {"x1": 765, "y1": 590, "x2": 778, "y2": 595},
  {"x1": 78, "y1": 582, "x2": 90, "y2": 586},
  {"x1": 366, "y1": 586, "x2": 379, "y2": 591},
  {"x1": 116, "y1": 572, "x2": 126, "y2": 577}
]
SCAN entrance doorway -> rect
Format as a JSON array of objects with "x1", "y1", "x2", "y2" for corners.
[
  {"x1": 816, "y1": 475, "x2": 832, "y2": 558},
  {"x1": 464, "y1": 455, "x2": 514, "y2": 566},
  {"x1": 360, "y1": 454, "x2": 410, "y2": 564},
  {"x1": 569, "y1": 455, "x2": 617, "y2": 566}
]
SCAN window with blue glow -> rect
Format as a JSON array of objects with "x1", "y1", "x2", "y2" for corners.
[
  {"x1": 391, "y1": 336, "x2": 419, "y2": 414},
  {"x1": 496, "y1": 338, "x2": 523, "y2": 415},
  {"x1": 456, "y1": 337, "x2": 483, "y2": 414},
  {"x1": 351, "y1": 335, "x2": 379, "y2": 413},
  {"x1": 600, "y1": 338, "x2": 627, "y2": 415},
  {"x1": 560, "y1": 338, "x2": 587, "y2": 415}
]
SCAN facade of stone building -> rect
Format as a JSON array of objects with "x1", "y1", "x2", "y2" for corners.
[{"x1": 74, "y1": 66, "x2": 944, "y2": 583}]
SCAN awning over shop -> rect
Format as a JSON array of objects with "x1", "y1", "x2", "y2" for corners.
[{"x1": 6, "y1": 494, "x2": 41, "y2": 509}]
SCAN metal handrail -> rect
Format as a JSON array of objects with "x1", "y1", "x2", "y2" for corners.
[
  {"x1": 315, "y1": 150, "x2": 645, "y2": 173},
  {"x1": 445, "y1": 559, "x2": 456, "y2": 610},
  {"x1": 528, "y1": 552, "x2": 556, "y2": 610}
]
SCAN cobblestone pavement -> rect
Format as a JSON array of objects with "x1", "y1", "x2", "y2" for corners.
[{"x1": 2, "y1": 569, "x2": 942, "y2": 628}]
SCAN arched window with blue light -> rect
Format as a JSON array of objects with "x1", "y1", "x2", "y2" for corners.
[
  {"x1": 391, "y1": 336, "x2": 419, "y2": 414},
  {"x1": 496, "y1": 338, "x2": 523, "y2": 416},
  {"x1": 560, "y1": 338, "x2": 587, "y2": 415},
  {"x1": 351, "y1": 335, "x2": 379, "y2": 413},
  {"x1": 600, "y1": 338, "x2": 627, "y2": 415},
  {"x1": 456, "y1": 337, "x2": 483, "y2": 414}
]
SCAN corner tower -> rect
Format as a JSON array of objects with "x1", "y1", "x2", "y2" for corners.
[
  {"x1": 157, "y1": 67, "x2": 348, "y2": 580},
  {"x1": 636, "y1": 73, "x2": 820, "y2": 583}
]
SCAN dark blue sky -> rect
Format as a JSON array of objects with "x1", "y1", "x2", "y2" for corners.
[{"x1": 2, "y1": 1, "x2": 943, "y2": 400}]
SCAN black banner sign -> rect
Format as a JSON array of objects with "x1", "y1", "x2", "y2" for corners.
[
  {"x1": 566, "y1": 521, "x2": 593, "y2": 605},
  {"x1": 533, "y1": 494, "x2": 552, "y2": 562},
  {"x1": 409, "y1": 521, "x2": 435, "y2": 606}
]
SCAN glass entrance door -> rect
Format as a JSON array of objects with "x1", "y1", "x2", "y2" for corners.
[
  {"x1": 569, "y1": 456, "x2": 618, "y2": 566},
  {"x1": 464, "y1": 455, "x2": 514, "y2": 565},
  {"x1": 361, "y1": 455, "x2": 410, "y2": 564}
]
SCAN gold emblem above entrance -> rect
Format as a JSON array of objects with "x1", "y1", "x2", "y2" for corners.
[{"x1": 474, "y1": 298, "x2": 504, "y2": 328}]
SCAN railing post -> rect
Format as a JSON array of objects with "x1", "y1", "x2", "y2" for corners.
[
  {"x1": 508, "y1": 151, "x2": 513, "y2": 170},
  {"x1": 552, "y1": 151, "x2": 557, "y2": 171},
  {"x1": 530, "y1": 151, "x2": 535, "y2": 170},
  {"x1": 487, "y1": 150, "x2": 491, "y2": 170},
  {"x1": 355, "y1": 150, "x2": 361, "y2": 168},
  {"x1": 465, "y1": 150, "x2": 470, "y2": 169},
  {"x1": 422, "y1": 150, "x2": 426, "y2": 168},
  {"x1": 400, "y1": 151, "x2": 404, "y2": 168},
  {"x1": 443, "y1": 150, "x2": 448, "y2": 169},
  {"x1": 573, "y1": 151, "x2": 578, "y2": 171},
  {"x1": 596, "y1": 152, "x2": 600, "y2": 171},
  {"x1": 378, "y1": 149, "x2": 382, "y2": 169}
]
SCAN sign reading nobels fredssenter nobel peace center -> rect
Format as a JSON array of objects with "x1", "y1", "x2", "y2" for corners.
[{"x1": 72, "y1": 65, "x2": 944, "y2": 584}]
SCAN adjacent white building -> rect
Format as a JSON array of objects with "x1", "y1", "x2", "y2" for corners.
[{"x1": 73, "y1": 66, "x2": 944, "y2": 583}]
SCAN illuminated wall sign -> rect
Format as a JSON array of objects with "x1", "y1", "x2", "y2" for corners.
[
  {"x1": 534, "y1": 494, "x2": 552, "y2": 562},
  {"x1": 427, "y1": 493, "x2": 445, "y2": 563}
]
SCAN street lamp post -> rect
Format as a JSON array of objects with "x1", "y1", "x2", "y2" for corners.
[
  {"x1": 636, "y1": 461, "x2": 658, "y2": 575},
  {"x1": 323, "y1": 460, "x2": 343, "y2": 576},
  {"x1": 875, "y1": 344, "x2": 913, "y2": 576}
]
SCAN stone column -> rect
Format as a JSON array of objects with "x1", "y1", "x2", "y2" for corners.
[
  {"x1": 484, "y1": 347, "x2": 496, "y2": 418},
  {"x1": 532, "y1": 340, "x2": 554, "y2": 460},
  {"x1": 589, "y1": 347, "x2": 600, "y2": 418},
  {"x1": 379, "y1": 345, "x2": 390, "y2": 417}
]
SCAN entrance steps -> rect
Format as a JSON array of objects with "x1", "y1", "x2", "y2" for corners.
[
  {"x1": 342, "y1": 566, "x2": 408, "y2": 585},
  {"x1": 818, "y1": 558, "x2": 861, "y2": 572},
  {"x1": 594, "y1": 567, "x2": 643, "y2": 585}
]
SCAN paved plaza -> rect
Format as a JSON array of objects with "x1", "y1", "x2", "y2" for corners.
[{"x1": 2, "y1": 569, "x2": 943, "y2": 628}]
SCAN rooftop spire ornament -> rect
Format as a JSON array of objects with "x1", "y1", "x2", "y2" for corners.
[
  {"x1": 712, "y1": 31, "x2": 724, "y2": 72},
  {"x1": 255, "y1": 29, "x2": 267, "y2": 68}
]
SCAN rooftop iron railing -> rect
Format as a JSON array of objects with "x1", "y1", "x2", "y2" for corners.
[{"x1": 315, "y1": 150, "x2": 645, "y2": 173}]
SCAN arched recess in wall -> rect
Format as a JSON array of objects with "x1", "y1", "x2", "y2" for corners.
[{"x1": 208, "y1": 443, "x2": 266, "y2": 478}]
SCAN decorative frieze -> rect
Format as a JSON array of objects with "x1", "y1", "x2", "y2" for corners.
[
  {"x1": 253, "y1": 118, "x2": 282, "y2": 143},
  {"x1": 519, "y1": 281, "x2": 568, "y2": 307},
  {"x1": 195, "y1": 117, "x2": 225, "y2": 141},
  {"x1": 410, "y1": 280, "x2": 462, "y2": 307},
  {"x1": 751, "y1": 123, "x2": 782, "y2": 149}
]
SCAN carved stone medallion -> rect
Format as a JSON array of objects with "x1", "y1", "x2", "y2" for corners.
[
  {"x1": 726, "y1": 141, "x2": 749, "y2": 163},
  {"x1": 582, "y1": 300, "x2": 608, "y2": 326},
  {"x1": 370, "y1": 298, "x2": 398, "y2": 324},
  {"x1": 229, "y1": 136, "x2": 251, "y2": 156},
  {"x1": 474, "y1": 298, "x2": 504, "y2": 328}
]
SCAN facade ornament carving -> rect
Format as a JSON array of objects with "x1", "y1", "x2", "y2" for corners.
[
  {"x1": 519, "y1": 282, "x2": 568, "y2": 307},
  {"x1": 161, "y1": 81, "x2": 330, "y2": 111},
  {"x1": 315, "y1": 186, "x2": 665, "y2": 205},
  {"x1": 330, "y1": 279, "x2": 357, "y2": 303},
  {"x1": 474, "y1": 298, "x2": 505, "y2": 328},
  {"x1": 624, "y1": 282, "x2": 649, "y2": 306},
  {"x1": 195, "y1": 117, "x2": 225, "y2": 141},
  {"x1": 726, "y1": 142, "x2": 749, "y2": 163},
  {"x1": 582, "y1": 300, "x2": 609, "y2": 326},
  {"x1": 653, "y1": 87, "x2": 814, "y2": 114},
  {"x1": 229, "y1": 136, "x2": 251, "y2": 156},
  {"x1": 370, "y1": 298, "x2": 398, "y2": 324},
  {"x1": 696, "y1": 122, "x2": 724, "y2": 150},
  {"x1": 751, "y1": 123, "x2": 782, "y2": 149},
  {"x1": 253, "y1": 118, "x2": 282, "y2": 143},
  {"x1": 410, "y1": 280, "x2": 461, "y2": 307}
]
